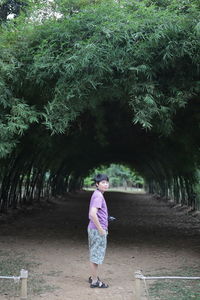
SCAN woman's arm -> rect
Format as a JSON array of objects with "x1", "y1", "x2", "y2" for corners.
[{"x1": 89, "y1": 207, "x2": 106, "y2": 235}]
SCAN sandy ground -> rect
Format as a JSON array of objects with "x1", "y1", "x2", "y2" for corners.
[{"x1": 0, "y1": 190, "x2": 200, "y2": 300}]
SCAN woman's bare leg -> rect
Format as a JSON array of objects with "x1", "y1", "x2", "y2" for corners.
[{"x1": 90, "y1": 262, "x2": 98, "y2": 282}]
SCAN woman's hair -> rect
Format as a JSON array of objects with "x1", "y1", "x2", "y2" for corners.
[{"x1": 93, "y1": 173, "x2": 109, "y2": 183}]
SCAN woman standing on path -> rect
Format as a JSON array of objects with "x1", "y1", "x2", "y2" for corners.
[{"x1": 87, "y1": 174, "x2": 109, "y2": 288}]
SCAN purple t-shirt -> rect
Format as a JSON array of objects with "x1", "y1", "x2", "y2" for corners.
[{"x1": 88, "y1": 189, "x2": 108, "y2": 230}]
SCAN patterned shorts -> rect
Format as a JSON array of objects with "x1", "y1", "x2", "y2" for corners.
[{"x1": 88, "y1": 228, "x2": 107, "y2": 265}]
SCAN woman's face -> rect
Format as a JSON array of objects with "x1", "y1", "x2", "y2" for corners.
[{"x1": 96, "y1": 180, "x2": 109, "y2": 192}]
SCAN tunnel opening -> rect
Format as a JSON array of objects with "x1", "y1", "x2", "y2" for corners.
[{"x1": 83, "y1": 163, "x2": 144, "y2": 192}]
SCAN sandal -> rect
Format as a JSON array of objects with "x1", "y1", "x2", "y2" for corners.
[
  {"x1": 88, "y1": 276, "x2": 100, "y2": 283},
  {"x1": 90, "y1": 279, "x2": 109, "y2": 288}
]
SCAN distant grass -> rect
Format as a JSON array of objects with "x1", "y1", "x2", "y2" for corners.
[
  {"x1": 84, "y1": 187, "x2": 145, "y2": 193},
  {"x1": 148, "y1": 266, "x2": 200, "y2": 300},
  {"x1": 0, "y1": 250, "x2": 59, "y2": 298}
]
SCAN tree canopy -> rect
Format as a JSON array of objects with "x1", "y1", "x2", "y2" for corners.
[{"x1": 0, "y1": 0, "x2": 200, "y2": 211}]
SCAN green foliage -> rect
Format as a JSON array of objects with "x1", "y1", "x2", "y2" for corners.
[
  {"x1": 193, "y1": 170, "x2": 200, "y2": 210},
  {"x1": 36, "y1": 2, "x2": 199, "y2": 134},
  {"x1": 84, "y1": 164, "x2": 144, "y2": 188},
  {"x1": 0, "y1": 0, "x2": 25, "y2": 23},
  {"x1": 0, "y1": 0, "x2": 199, "y2": 211},
  {"x1": 0, "y1": 0, "x2": 199, "y2": 139}
]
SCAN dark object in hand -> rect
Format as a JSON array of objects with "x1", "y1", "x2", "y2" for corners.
[{"x1": 108, "y1": 216, "x2": 116, "y2": 222}]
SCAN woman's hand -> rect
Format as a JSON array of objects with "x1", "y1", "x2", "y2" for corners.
[{"x1": 99, "y1": 228, "x2": 106, "y2": 236}]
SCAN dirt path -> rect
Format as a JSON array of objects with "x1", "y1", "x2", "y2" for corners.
[{"x1": 0, "y1": 191, "x2": 200, "y2": 300}]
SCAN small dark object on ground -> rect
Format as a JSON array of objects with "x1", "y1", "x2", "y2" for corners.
[{"x1": 108, "y1": 216, "x2": 116, "y2": 222}]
